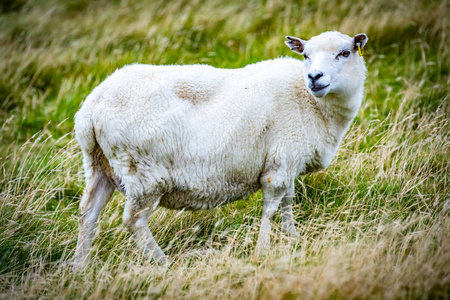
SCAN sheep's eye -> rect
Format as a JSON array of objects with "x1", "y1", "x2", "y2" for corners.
[
  {"x1": 303, "y1": 54, "x2": 309, "y2": 60},
  {"x1": 341, "y1": 51, "x2": 350, "y2": 57}
]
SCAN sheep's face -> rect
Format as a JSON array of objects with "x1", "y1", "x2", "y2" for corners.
[{"x1": 285, "y1": 31, "x2": 368, "y2": 98}]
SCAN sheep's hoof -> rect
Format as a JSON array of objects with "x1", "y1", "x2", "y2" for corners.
[
  {"x1": 70, "y1": 260, "x2": 87, "y2": 272},
  {"x1": 147, "y1": 253, "x2": 170, "y2": 266},
  {"x1": 282, "y1": 226, "x2": 300, "y2": 238},
  {"x1": 151, "y1": 255, "x2": 171, "y2": 271},
  {"x1": 256, "y1": 247, "x2": 270, "y2": 258},
  {"x1": 156, "y1": 255, "x2": 169, "y2": 265},
  {"x1": 255, "y1": 239, "x2": 270, "y2": 257}
]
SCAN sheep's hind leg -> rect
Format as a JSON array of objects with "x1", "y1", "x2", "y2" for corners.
[
  {"x1": 123, "y1": 194, "x2": 167, "y2": 264},
  {"x1": 73, "y1": 170, "x2": 115, "y2": 270}
]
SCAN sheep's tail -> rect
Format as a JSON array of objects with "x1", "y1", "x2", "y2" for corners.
[
  {"x1": 75, "y1": 98, "x2": 125, "y2": 193},
  {"x1": 74, "y1": 103, "x2": 98, "y2": 183}
]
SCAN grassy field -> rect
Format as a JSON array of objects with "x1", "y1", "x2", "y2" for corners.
[{"x1": 0, "y1": 0, "x2": 449, "y2": 298}]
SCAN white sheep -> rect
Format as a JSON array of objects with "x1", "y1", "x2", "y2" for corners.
[{"x1": 72, "y1": 31, "x2": 368, "y2": 268}]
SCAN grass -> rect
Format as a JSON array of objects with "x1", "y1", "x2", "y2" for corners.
[{"x1": 0, "y1": 0, "x2": 449, "y2": 298}]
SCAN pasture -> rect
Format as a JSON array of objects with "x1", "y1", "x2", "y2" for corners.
[{"x1": 0, "y1": 0, "x2": 449, "y2": 298}]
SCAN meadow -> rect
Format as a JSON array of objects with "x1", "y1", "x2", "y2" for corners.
[{"x1": 0, "y1": 0, "x2": 449, "y2": 298}]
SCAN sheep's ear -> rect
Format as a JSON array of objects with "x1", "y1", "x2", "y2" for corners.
[
  {"x1": 353, "y1": 33, "x2": 368, "y2": 51},
  {"x1": 285, "y1": 36, "x2": 306, "y2": 54}
]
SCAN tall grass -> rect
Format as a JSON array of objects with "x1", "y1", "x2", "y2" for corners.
[{"x1": 0, "y1": 0, "x2": 449, "y2": 298}]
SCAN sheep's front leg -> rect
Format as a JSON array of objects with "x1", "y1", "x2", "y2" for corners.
[
  {"x1": 123, "y1": 195, "x2": 167, "y2": 264},
  {"x1": 281, "y1": 184, "x2": 300, "y2": 238},
  {"x1": 256, "y1": 179, "x2": 287, "y2": 253}
]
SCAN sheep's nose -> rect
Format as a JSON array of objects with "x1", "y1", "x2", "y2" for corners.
[{"x1": 308, "y1": 71, "x2": 323, "y2": 82}]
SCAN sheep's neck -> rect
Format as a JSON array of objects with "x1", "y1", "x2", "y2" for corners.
[{"x1": 315, "y1": 90, "x2": 363, "y2": 147}]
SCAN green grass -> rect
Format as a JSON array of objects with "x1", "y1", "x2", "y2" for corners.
[{"x1": 0, "y1": 0, "x2": 449, "y2": 298}]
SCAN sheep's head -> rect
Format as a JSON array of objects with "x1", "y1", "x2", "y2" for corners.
[{"x1": 285, "y1": 31, "x2": 368, "y2": 98}]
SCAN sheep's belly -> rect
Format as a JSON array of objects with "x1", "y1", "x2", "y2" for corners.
[{"x1": 159, "y1": 181, "x2": 261, "y2": 210}]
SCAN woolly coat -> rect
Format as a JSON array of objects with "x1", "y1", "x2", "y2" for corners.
[{"x1": 75, "y1": 57, "x2": 353, "y2": 210}]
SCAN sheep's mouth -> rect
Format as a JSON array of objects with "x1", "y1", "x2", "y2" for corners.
[{"x1": 311, "y1": 84, "x2": 330, "y2": 92}]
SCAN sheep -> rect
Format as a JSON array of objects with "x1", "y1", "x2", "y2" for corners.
[{"x1": 72, "y1": 31, "x2": 368, "y2": 269}]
